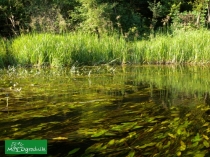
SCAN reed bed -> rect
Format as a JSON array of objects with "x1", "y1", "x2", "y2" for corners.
[
  {"x1": 7, "y1": 29, "x2": 210, "y2": 67},
  {"x1": 11, "y1": 32, "x2": 127, "y2": 67},
  {"x1": 0, "y1": 37, "x2": 7, "y2": 67},
  {"x1": 133, "y1": 29, "x2": 210, "y2": 64}
]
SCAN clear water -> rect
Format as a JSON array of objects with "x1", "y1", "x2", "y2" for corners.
[{"x1": 0, "y1": 65, "x2": 210, "y2": 156}]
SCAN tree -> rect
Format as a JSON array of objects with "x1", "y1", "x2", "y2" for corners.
[
  {"x1": 192, "y1": 0, "x2": 210, "y2": 27},
  {"x1": 0, "y1": 0, "x2": 30, "y2": 36},
  {"x1": 148, "y1": 0, "x2": 163, "y2": 37}
]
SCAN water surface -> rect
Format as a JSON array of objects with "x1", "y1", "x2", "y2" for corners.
[{"x1": 0, "y1": 65, "x2": 210, "y2": 156}]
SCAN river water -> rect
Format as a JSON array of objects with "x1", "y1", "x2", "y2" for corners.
[{"x1": 0, "y1": 65, "x2": 210, "y2": 156}]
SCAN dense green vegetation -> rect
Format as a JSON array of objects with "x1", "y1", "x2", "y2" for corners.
[
  {"x1": 134, "y1": 29, "x2": 210, "y2": 64},
  {"x1": 0, "y1": 0, "x2": 210, "y2": 67},
  {"x1": 11, "y1": 33, "x2": 126, "y2": 67},
  {"x1": 0, "y1": 0, "x2": 210, "y2": 37},
  {"x1": 1, "y1": 1, "x2": 210, "y2": 156},
  {"x1": 0, "y1": 38, "x2": 7, "y2": 67},
  {"x1": 0, "y1": 29, "x2": 207, "y2": 67}
]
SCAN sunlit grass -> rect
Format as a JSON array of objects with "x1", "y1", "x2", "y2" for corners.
[
  {"x1": 11, "y1": 32, "x2": 127, "y2": 67},
  {"x1": 0, "y1": 37, "x2": 7, "y2": 67},
  {"x1": 7, "y1": 29, "x2": 210, "y2": 67},
  {"x1": 133, "y1": 29, "x2": 210, "y2": 64}
]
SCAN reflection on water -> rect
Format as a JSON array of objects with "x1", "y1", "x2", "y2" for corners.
[{"x1": 0, "y1": 65, "x2": 210, "y2": 156}]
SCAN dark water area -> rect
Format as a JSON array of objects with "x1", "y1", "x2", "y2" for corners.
[{"x1": 0, "y1": 65, "x2": 210, "y2": 157}]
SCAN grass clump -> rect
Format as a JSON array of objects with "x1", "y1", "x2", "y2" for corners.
[
  {"x1": 0, "y1": 37, "x2": 8, "y2": 67},
  {"x1": 8, "y1": 29, "x2": 210, "y2": 67},
  {"x1": 12, "y1": 33, "x2": 72, "y2": 67},
  {"x1": 11, "y1": 32, "x2": 127, "y2": 67},
  {"x1": 132, "y1": 29, "x2": 210, "y2": 64}
]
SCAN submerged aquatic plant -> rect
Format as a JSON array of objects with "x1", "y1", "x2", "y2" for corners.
[
  {"x1": 0, "y1": 66, "x2": 210, "y2": 156},
  {"x1": 5, "y1": 96, "x2": 9, "y2": 108}
]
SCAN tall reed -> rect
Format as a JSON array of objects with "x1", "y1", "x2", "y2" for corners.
[
  {"x1": 11, "y1": 32, "x2": 127, "y2": 67},
  {"x1": 0, "y1": 37, "x2": 7, "y2": 67},
  {"x1": 10, "y1": 29, "x2": 210, "y2": 67},
  {"x1": 132, "y1": 29, "x2": 210, "y2": 64}
]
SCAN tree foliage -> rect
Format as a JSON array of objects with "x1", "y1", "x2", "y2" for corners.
[{"x1": 0, "y1": 0, "x2": 209, "y2": 37}]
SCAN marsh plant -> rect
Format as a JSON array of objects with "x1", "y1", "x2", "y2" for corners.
[
  {"x1": 5, "y1": 29, "x2": 210, "y2": 67},
  {"x1": 0, "y1": 38, "x2": 7, "y2": 67},
  {"x1": 133, "y1": 29, "x2": 210, "y2": 64},
  {"x1": 11, "y1": 32, "x2": 127, "y2": 67}
]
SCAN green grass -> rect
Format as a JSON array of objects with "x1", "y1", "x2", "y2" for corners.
[
  {"x1": 4, "y1": 29, "x2": 210, "y2": 67},
  {"x1": 133, "y1": 29, "x2": 210, "y2": 64},
  {"x1": 11, "y1": 32, "x2": 127, "y2": 67},
  {"x1": 0, "y1": 37, "x2": 7, "y2": 67}
]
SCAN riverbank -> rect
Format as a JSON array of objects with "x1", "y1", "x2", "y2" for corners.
[{"x1": 0, "y1": 29, "x2": 210, "y2": 68}]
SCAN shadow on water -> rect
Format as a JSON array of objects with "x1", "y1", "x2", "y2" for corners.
[{"x1": 0, "y1": 65, "x2": 210, "y2": 156}]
